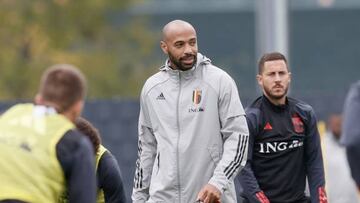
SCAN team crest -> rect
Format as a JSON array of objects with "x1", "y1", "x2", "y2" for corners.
[
  {"x1": 292, "y1": 113, "x2": 304, "y2": 134},
  {"x1": 192, "y1": 90, "x2": 202, "y2": 105}
]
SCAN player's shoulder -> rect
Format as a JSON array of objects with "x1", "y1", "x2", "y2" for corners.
[
  {"x1": 351, "y1": 80, "x2": 360, "y2": 88},
  {"x1": 193, "y1": 53, "x2": 232, "y2": 81},
  {"x1": 141, "y1": 68, "x2": 170, "y2": 96},
  {"x1": 245, "y1": 97, "x2": 263, "y2": 121},
  {"x1": 59, "y1": 129, "x2": 93, "y2": 153},
  {"x1": 246, "y1": 96, "x2": 263, "y2": 112},
  {"x1": 288, "y1": 97, "x2": 314, "y2": 113},
  {"x1": 348, "y1": 80, "x2": 360, "y2": 97},
  {"x1": 200, "y1": 62, "x2": 233, "y2": 82}
]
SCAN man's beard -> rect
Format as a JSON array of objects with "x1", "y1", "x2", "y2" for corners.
[
  {"x1": 264, "y1": 84, "x2": 289, "y2": 101},
  {"x1": 168, "y1": 53, "x2": 197, "y2": 71}
]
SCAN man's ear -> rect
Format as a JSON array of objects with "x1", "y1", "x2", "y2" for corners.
[
  {"x1": 256, "y1": 74, "x2": 263, "y2": 87},
  {"x1": 73, "y1": 100, "x2": 84, "y2": 118},
  {"x1": 66, "y1": 99, "x2": 84, "y2": 123},
  {"x1": 160, "y1": 41, "x2": 168, "y2": 54},
  {"x1": 288, "y1": 72, "x2": 292, "y2": 83}
]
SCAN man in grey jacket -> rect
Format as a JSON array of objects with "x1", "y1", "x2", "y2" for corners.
[{"x1": 132, "y1": 19, "x2": 249, "y2": 203}]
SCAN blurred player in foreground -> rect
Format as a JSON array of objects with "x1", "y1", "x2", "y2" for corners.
[
  {"x1": 74, "y1": 117, "x2": 126, "y2": 203},
  {"x1": 0, "y1": 64, "x2": 96, "y2": 203}
]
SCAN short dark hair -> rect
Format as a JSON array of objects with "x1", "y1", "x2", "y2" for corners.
[
  {"x1": 38, "y1": 64, "x2": 87, "y2": 113},
  {"x1": 258, "y1": 52, "x2": 288, "y2": 74},
  {"x1": 75, "y1": 117, "x2": 101, "y2": 154}
]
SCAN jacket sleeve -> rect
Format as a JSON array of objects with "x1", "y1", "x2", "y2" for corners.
[
  {"x1": 98, "y1": 151, "x2": 127, "y2": 203},
  {"x1": 132, "y1": 89, "x2": 157, "y2": 203},
  {"x1": 57, "y1": 130, "x2": 97, "y2": 203},
  {"x1": 304, "y1": 108, "x2": 327, "y2": 203},
  {"x1": 237, "y1": 115, "x2": 264, "y2": 203},
  {"x1": 208, "y1": 75, "x2": 250, "y2": 192}
]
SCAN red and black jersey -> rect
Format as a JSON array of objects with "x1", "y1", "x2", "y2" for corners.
[{"x1": 237, "y1": 96, "x2": 326, "y2": 203}]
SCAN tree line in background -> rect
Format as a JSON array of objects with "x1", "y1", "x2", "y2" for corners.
[{"x1": 0, "y1": 0, "x2": 160, "y2": 100}]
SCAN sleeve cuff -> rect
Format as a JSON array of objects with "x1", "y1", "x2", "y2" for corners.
[{"x1": 208, "y1": 178, "x2": 227, "y2": 194}]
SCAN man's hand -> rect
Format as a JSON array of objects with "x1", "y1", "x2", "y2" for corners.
[{"x1": 196, "y1": 184, "x2": 221, "y2": 203}]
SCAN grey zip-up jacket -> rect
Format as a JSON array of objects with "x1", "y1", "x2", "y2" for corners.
[{"x1": 132, "y1": 53, "x2": 249, "y2": 203}]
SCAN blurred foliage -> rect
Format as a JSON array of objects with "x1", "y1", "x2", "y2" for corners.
[{"x1": 0, "y1": 0, "x2": 160, "y2": 100}]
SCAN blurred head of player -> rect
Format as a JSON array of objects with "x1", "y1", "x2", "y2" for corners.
[
  {"x1": 35, "y1": 64, "x2": 87, "y2": 122},
  {"x1": 328, "y1": 114, "x2": 342, "y2": 140}
]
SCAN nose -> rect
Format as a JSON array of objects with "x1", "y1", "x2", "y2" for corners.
[
  {"x1": 274, "y1": 73, "x2": 281, "y2": 82},
  {"x1": 184, "y1": 44, "x2": 193, "y2": 54}
]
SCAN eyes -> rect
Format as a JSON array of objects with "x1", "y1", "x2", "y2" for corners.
[
  {"x1": 174, "y1": 39, "x2": 197, "y2": 48},
  {"x1": 265, "y1": 71, "x2": 288, "y2": 77},
  {"x1": 174, "y1": 42, "x2": 184, "y2": 48}
]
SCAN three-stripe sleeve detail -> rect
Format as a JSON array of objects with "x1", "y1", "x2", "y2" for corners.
[
  {"x1": 224, "y1": 134, "x2": 248, "y2": 179},
  {"x1": 134, "y1": 140, "x2": 143, "y2": 188}
]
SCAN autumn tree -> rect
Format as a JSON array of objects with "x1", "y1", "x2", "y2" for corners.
[{"x1": 0, "y1": 0, "x2": 159, "y2": 100}]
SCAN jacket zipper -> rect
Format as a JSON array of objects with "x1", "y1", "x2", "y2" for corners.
[{"x1": 176, "y1": 72, "x2": 182, "y2": 203}]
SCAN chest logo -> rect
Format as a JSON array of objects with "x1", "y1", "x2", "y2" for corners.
[
  {"x1": 264, "y1": 122, "x2": 273, "y2": 130},
  {"x1": 292, "y1": 113, "x2": 304, "y2": 134},
  {"x1": 156, "y1": 92, "x2": 165, "y2": 100},
  {"x1": 258, "y1": 140, "x2": 304, "y2": 153},
  {"x1": 192, "y1": 90, "x2": 202, "y2": 105}
]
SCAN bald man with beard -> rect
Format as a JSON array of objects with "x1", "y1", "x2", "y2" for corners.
[{"x1": 132, "y1": 20, "x2": 249, "y2": 203}]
